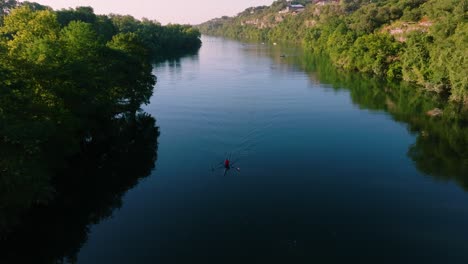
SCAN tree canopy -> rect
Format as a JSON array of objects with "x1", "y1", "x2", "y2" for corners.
[{"x1": 0, "y1": 3, "x2": 201, "y2": 232}]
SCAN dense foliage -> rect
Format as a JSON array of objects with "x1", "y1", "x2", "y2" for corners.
[
  {"x1": 199, "y1": 0, "x2": 467, "y2": 104},
  {"x1": 0, "y1": 1, "x2": 200, "y2": 231}
]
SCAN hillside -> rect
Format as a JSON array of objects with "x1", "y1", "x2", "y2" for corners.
[{"x1": 199, "y1": 0, "x2": 467, "y2": 105}]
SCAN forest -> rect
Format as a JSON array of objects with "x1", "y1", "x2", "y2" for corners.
[
  {"x1": 198, "y1": 0, "x2": 467, "y2": 105},
  {"x1": 0, "y1": 0, "x2": 201, "y2": 233}
]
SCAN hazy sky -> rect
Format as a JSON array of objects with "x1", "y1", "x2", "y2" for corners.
[{"x1": 27, "y1": 0, "x2": 275, "y2": 24}]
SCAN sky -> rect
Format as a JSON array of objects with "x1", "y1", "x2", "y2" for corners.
[{"x1": 26, "y1": 0, "x2": 276, "y2": 25}]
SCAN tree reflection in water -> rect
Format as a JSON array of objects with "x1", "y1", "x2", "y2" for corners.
[
  {"x1": 0, "y1": 113, "x2": 159, "y2": 264},
  {"x1": 271, "y1": 47, "x2": 468, "y2": 191}
]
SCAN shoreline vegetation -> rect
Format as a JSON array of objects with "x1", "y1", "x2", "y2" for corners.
[
  {"x1": 0, "y1": 1, "x2": 201, "y2": 234},
  {"x1": 198, "y1": 0, "x2": 467, "y2": 106}
]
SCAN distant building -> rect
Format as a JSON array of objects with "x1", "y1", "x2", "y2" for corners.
[{"x1": 279, "y1": 4, "x2": 305, "y2": 14}]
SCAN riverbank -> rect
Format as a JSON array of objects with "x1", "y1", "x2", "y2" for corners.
[{"x1": 198, "y1": 0, "x2": 467, "y2": 105}]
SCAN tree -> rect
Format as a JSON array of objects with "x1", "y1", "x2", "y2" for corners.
[
  {"x1": 110, "y1": 14, "x2": 140, "y2": 33},
  {"x1": 60, "y1": 20, "x2": 100, "y2": 61},
  {"x1": 56, "y1": 6, "x2": 96, "y2": 26},
  {"x1": 107, "y1": 32, "x2": 155, "y2": 112},
  {"x1": 1, "y1": 6, "x2": 60, "y2": 64},
  {"x1": 442, "y1": 23, "x2": 468, "y2": 103},
  {"x1": 349, "y1": 33, "x2": 402, "y2": 77},
  {"x1": 0, "y1": 1, "x2": 200, "y2": 237},
  {"x1": 401, "y1": 32, "x2": 432, "y2": 86}
]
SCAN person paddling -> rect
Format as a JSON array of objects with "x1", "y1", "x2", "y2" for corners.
[
  {"x1": 211, "y1": 154, "x2": 240, "y2": 175},
  {"x1": 223, "y1": 157, "x2": 240, "y2": 174}
]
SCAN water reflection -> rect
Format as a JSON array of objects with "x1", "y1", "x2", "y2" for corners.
[
  {"x1": 0, "y1": 113, "x2": 159, "y2": 263},
  {"x1": 154, "y1": 50, "x2": 200, "y2": 68},
  {"x1": 275, "y1": 48, "x2": 468, "y2": 190},
  {"x1": 1, "y1": 37, "x2": 467, "y2": 263},
  {"x1": 153, "y1": 53, "x2": 200, "y2": 85}
]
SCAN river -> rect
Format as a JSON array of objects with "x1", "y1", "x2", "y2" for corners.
[
  {"x1": 74, "y1": 36, "x2": 468, "y2": 263},
  {"x1": 8, "y1": 36, "x2": 468, "y2": 263}
]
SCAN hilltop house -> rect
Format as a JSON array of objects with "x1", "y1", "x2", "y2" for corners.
[{"x1": 279, "y1": 4, "x2": 305, "y2": 14}]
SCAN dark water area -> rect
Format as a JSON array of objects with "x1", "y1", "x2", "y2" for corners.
[
  {"x1": 0, "y1": 114, "x2": 159, "y2": 263},
  {"x1": 1, "y1": 36, "x2": 468, "y2": 263}
]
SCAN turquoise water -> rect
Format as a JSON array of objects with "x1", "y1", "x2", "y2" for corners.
[{"x1": 75, "y1": 37, "x2": 468, "y2": 263}]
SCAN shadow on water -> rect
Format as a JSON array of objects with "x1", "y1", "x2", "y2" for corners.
[
  {"x1": 152, "y1": 51, "x2": 200, "y2": 78},
  {"x1": 152, "y1": 49, "x2": 200, "y2": 66},
  {"x1": 0, "y1": 113, "x2": 159, "y2": 263},
  {"x1": 272, "y1": 47, "x2": 468, "y2": 191}
]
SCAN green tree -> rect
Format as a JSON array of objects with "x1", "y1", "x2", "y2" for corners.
[
  {"x1": 56, "y1": 6, "x2": 96, "y2": 26},
  {"x1": 107, "y1": 32, "x2": 155, "y2": 112},
  {"x1": 349, "y1": 33, "x2": 402, "y2": 77},
  {"x1": 0, "y1": 2, "x2": 200, "y2": 235},
  {"x1": 60, "y1": 20, "x2": 100, "y2": 60},
  {"x1": 401, "y1": 32, "x2": 432, "y2": 86},
  {"x1": 442, "y1": 23, "x2": 468, "y2": 103},
  {"x1": 1, "y1": 6, "x2": 60, "y2": 64}
]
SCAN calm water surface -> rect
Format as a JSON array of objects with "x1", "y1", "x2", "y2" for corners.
[{"x1": 77, "y1": 37, "x2": 468, "y2": 263}]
